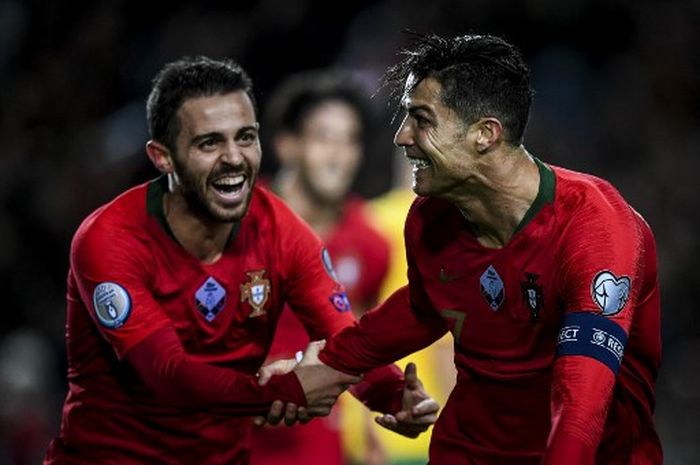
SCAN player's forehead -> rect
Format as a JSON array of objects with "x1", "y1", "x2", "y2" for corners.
[
  {"x1": 177, "y1": 91, "x2": 257, "y2": 136},
  {"x1": 301, "y1": 100, "x2": 362, "y2": 134},
  {"x1": 401, "y1": 74, "x2": 446, "y2": 117}
]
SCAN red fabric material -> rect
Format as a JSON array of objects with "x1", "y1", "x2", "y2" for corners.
[
  {"x1": 319, "y1": 165, "x2": 663, "y2": 464},
  {"x1": 126, "y1": 326, "x2": 306, "y2": 412},
  {"x1": 44, "y1": 180, "x2": 365, "y2": 465},
  {"x1": 251, "y1": 198, "x2": 398, "y2": 465}
]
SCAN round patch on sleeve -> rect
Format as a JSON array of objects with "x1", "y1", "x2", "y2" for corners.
[{"x1": 93, "y1": 282, "x2": 132, "y2": 329}]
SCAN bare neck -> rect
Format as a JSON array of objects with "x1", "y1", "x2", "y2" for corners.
[
  {"x1": 163, "y1": 192, "x2": 235, "y2": 264},
  {"x1": 275, "y1": 170, "x2": 342, "y2": 238},
  {"x1": 451, "y1": 147, "x2": 540, "y2": 249}
]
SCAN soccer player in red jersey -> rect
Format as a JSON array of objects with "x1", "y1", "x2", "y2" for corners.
[
  {"x1": 250, "y1": 71, "x2": 391, "y2": 465},
  {"x1": 43, "y1": 57, "x2": 438, "y2": 465},
  {"x1": 287, "y1": 34, "x2": 663, "y2": 464}
]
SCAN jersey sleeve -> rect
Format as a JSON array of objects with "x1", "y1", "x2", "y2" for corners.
[
  {"x1": 320, "y1": 205, "x2": 449, "y2": 375},
  {"x1": 277, "y1": 203, "x2": 357, "y2": 340},
  {"x1": 71, "y1": 214, "x2": 306, "y2": 414},
  {"x1": 70, "y1": 215, "x2": 172, "y2": 358},
  {"x1": 545, "y1": 186, "x2": 649, "y2": 464}
]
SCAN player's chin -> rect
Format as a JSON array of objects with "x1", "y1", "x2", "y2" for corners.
[{"x1": 206, "y1": 194, "x2": 252, "y2": 223}]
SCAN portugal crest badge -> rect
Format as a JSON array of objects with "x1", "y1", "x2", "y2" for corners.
[
  {"x1": 521, "y1": 272, "x2": 544, "y2": 322},
  {"x1": 240, "y1": 270, "x2": 271, "y2": 318}
]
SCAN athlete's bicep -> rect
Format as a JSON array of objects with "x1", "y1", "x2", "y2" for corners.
[
  {"x1": 70, "y1": 224, "x2": 170, "y2": 358},
  {"x1": 281, "y1": 215, "x2": 355, "y2": 339},
  {"x1": 545, "y1": 193, "x2": 646, "y2": 463}
]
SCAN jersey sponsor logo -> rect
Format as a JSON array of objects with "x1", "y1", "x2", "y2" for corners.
[
  {"x1": 480, "y1": 265, "x2": 505, "y2": 311},
  {"x1": 93, "y1": 282, "x2": 131, "y2": 329},
  {"x1": 196, "y1": 277, "x2": 227, "y2": 322},
  {"x1": 329, "y1": 291, "x2": 351, "y2": 313},
  {"x1": 591, "y1": 270, "x2": 631, "y2": 316},
  {"x1": 321, "y1": 248, "x2": 340, "y2": 283},
  {"x1": 521, "y1": 272, "x2": 543, "y2": 322},
  {"x1": 556, "y1": 312, "x2": 627, "y2": 374},
  {"x1": 240, "y1": 270, "x2": 270, "y2": 318}
]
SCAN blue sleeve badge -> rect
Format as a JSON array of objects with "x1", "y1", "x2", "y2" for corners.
[
  {"x1": 329, "y1": 291, "x2": 351, "y2": 313},
  {"x1": 556, "y1": 312, "x2": 627, "y2": 374},
  {"x1": 93, "y1": 282, "x2": 132, "y2": 329}
]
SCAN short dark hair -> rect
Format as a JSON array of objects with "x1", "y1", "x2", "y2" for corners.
[
  {"x1": 146, "y1": 56, "x2": 256, "y2": 151},
  {"x1": 265, "y1": 70, "x2": 370, "y2": 136},
  {"x1": 385, "y1": 33, "x2": 534, "y2": 145}
]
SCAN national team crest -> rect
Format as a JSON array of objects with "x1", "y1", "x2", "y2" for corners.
[
  {"x1": 480, "y1": 265, "x2": 505, "y2": 311},
  {"x1": 592, "y1": 270, "x2": 631, "y2": 316},
  {"x1": 240, "y1": 270, "x2": 271, "y2": 318},
  {"x1": 195, "y1": 277, "x2": 227, "y2": 322},
  {"x1": 521, "y1": 272, "x2": 544, "y2": 322}
]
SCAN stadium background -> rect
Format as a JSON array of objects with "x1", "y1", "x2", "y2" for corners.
[{"x1": 0, "y1": 0, "x2": 698, "y2": 463}]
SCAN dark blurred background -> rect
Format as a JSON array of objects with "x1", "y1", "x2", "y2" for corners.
[{"x1": 0, "y1": 1, "x2": 698, "y2": 464}]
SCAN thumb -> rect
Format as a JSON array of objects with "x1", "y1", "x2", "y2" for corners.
[
  {"x1": 404, "y1": 362, "x2": 419, "y2": 390},
  {"x1": 258, "y1": 359, "x2": 297, "y2": 385},
  {"x1": 299, "y1": 339, "x2": 326, "y2": 365}
]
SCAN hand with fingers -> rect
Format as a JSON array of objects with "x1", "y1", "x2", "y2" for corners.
[
  {"x1": 375, "y1": 362, "x2": 440, "y2": 438},
  {"x1": 254, "y1": 357, "x2": 300, "y2": 427},
  {"x1": 255, "y1": 340, "x2": 362, "y2": 427}
]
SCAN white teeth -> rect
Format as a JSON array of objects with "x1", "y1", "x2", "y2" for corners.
[
  {"x1": 408, "y1": 157, "x2": 431, "y2": 168},
  {"x1": 214, "y1": 175, "x2": 244, "y2": 186}
]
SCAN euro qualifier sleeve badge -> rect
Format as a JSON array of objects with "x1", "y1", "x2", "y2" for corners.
[
  {"x1": 93, "y1": 282, "x2": 132, "y2": 329},
  {"x1": 240, "y1": 270, "x2": 270, "y2": 318}
]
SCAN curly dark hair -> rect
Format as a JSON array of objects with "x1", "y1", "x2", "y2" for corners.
[
  {"x1": 146, "y1": 56, "x2": 256, "y2": 151},
  {"x1": 385, "y1": 33, "x2": 534, "y2": 145}
]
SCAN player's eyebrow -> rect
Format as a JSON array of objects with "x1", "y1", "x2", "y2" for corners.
[
  {"x1": 190, "y1": 132, "x2": 225, "y2": 145},
  {"x1": 407, "y1": 104, "x2": 436, "y2": 119}
]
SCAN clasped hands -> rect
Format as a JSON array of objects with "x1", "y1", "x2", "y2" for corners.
[{"x1": 255, "y1": 340, "x2": 439, "y2": 438}]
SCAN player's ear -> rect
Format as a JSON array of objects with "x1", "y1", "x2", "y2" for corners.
[
  {"x1": 146, "y1": 140, "x2": 175, "y2": 174},
  {"x1": 273, "y1": 131, "x2": 301, "y2": 166},
  {"x1": 473, "y1": 118, "x2": 503, "y2": 153}
]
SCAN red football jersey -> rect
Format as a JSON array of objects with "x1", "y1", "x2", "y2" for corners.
[
  {"x1": 45, "y1": 177, "x2": 360, "y2": 465},
  {"x1": 321, "y1": 160, "x2": 662, "y2": 464},
  {"x1": 250, "y1": 198, "x2": 390, "y2": 465}
]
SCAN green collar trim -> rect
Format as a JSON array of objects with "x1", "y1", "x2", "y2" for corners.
[
  {"x1": 145, "y1": 176, "x2": 241, "y2": 249},
  {"x1": 513, "y1": 158, "x2": 555, "y2": 234}
]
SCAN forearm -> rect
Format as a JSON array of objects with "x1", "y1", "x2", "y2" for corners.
[
  {"x1": 320, "y1": 286, "x2": 447, "y2": 375},
  {"x1": 542, "y1": 356, "x2": 616, "y2": 465},
  {"x1": 126, "y1": 327, "x2": 306, "y2": 415}
]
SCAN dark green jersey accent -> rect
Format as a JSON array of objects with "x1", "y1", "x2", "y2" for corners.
[
  {"x1": 146, "y1": 176, "x2": 240, "y2": 248},
  {"x1": 513, "y1": 158, "x2": 556, "y2": 234}
]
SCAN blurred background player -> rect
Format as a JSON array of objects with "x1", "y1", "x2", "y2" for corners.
[
  {"x1": 354, "y1": 150, "x2": 457, "y2": 465},
  {"x1": 250, "y1": 71, "x2": 392, "y2": 465}
]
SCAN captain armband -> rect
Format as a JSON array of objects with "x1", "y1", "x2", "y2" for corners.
[{"x1": 556, "y1": 312, "x2": 628, "y2": 374}]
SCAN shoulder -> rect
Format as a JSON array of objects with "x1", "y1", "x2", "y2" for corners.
[
  {"x1": 73, "y1": 182, "x2": 151, "y2": 248},
  {"x1": 70, "y1": 182, "x2": 154, "y2": 272},
  {"x1": 552, "y1": 166, "x2": 635, "y2": 220},
  {"x1": 405, "y1": 195, "x2": 456, "y2": 236},
  {"x1": 246, "y1": 183, "x2": 308, "y2": 231}
]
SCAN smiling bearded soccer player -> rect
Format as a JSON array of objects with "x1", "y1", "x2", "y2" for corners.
[
  {"x1": 43, "y1": 57, "x2": 438, "y2": 465},
  {"x1": 306, "y1": 34, "x2": 663, "y2": 464}
]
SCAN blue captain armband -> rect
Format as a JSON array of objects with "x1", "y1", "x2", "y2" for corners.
[{"x1": 556, "y1": 312, "x2": 628, "y2": 375}]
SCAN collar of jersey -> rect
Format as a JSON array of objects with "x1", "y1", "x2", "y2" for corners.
[
  {"x1": 512, "y1": 157, "x2": 556, "y2": 235},
  {"x1": 146, "y1": 175, "x2": 241, "y2": 249}
]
